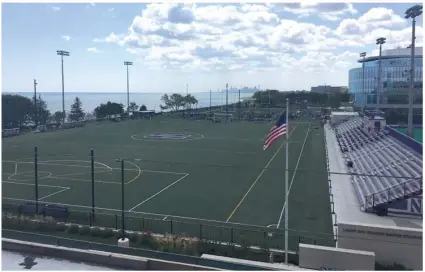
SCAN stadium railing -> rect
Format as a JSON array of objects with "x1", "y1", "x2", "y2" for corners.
[{"x1": 364, "y1": 178, "x2": 423, "y2": 211}]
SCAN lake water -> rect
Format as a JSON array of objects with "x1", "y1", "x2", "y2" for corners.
[{"x1": 7, "y1": 92, "x2": 254, "y2": 114}]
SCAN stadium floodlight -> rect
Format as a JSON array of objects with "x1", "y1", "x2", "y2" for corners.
[
  {"x1": 405, "y1": 5, "x2": 422, "y2": 138},
  {"x1": 57, "y1": 50, "x2": 70, "y2": 124},
  {"x1": 375, "y1": 38, "x2": 386, "y2": 111},
  {"x1": 124, "y1": 61, "x2": 133, "y2": 114},
  {"x1": 359, "y1": 52, "x2": 367, "y2": 112}
]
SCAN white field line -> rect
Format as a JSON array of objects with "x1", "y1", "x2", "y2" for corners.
[
  {"x1": 124, "y1": 161, "x2": 143, "y2": 185},
  {"x1": 3, "y1": 161, "x2": 110, "y2": 170},
  {"x1": 3, "y1": 160, "x2": 187, "y2": 175},
  {"x1": 55, "y1": 169, "x2": 112, "y2": 178},
  {"x1": 45, "y1": 175, "x2": 121, "y2": 185},
  {"x1": 162, "y1": 216, "x2": 168, "y2": 221},
  {"x1": 276, "y1": 122, "x2": 312, "y2": 228},
  {"x1": 39, "y1": 187, "x2": 70, "y2": 201},
  {"x1": 129, "y1": 174, "x2": 189, "y2": 212},
  {"x1": 226, "y1": 125, "x2": 299, "y2": 222},
  {"x1": 1, "y1": 196, "x2": 273, "y2": 229},
  {"x1": 3, "y1": 181, "x2": 69, "y2": 189}
]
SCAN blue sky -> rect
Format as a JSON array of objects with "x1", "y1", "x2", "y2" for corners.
[{"x1": 2, "y1": 2, "x2": 423, "y2": 93}]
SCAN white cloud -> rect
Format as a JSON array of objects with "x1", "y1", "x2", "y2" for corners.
[
  {"x1": 52, "y1": 6, "x2": 60, "y2": 12},
  {"x1": 91, "y1": 4, "x2": 414, "y2": 75},
  {"x1": 87, "y1": 47, "x2": 103, "y2": 53},
  {"x1": 336, "y1": 7, "x2": 406, "y2": 36},
  {"x1": 276, "y1": 3, "x2": 357, "y2": 21},
  {"x1": 61, "y1": 35, "x2": 71, "y2": 41},
  {"x1": 108, "y1": 8, "x2": 115, "y2": 12}
]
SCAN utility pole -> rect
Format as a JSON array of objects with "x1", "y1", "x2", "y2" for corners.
[
  {"x1": 376, "y1": 37, "x2": 386, "y2": 112},
  {"x1": 209, "y1": 89, "x2": 212, "y2": 116},
  {"x1": 405, "y1": 5, "x2": 422, "y2": 137},
  {"x1": 33, "y1": 79, "x2": 38, "y2": 127},
  {"x1": 57, "y1": 50, "x2": 69, "y2": 123},
  {"x1": 124, "y1": 61, "x2": 133, "y2": 114}
]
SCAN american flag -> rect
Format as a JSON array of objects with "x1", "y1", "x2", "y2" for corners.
[{"x1": 263, "y1": 111, "x2": 287, "y2": 150}]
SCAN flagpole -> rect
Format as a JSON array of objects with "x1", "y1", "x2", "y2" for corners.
[{"x1": 285, "y1": 98, "x2": 289, "y2": 264}]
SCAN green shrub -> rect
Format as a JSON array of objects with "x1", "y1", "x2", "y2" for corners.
[
  {"x1": 102, "y1": 228, "x2": 114, "y2": 238},
  {"x1": 114, "y1": 229, "x2": 122, "y2": 238},
  {"x1": 56, "y1": 222, "x2": 67, "y2": 231},
  {"x1": 67, "y1": 224, "x2": 79, "y2": 234},
  {"x1": 79, "y1": 225, "x2": 90, "y2": 235},
  {"x1": 138, "y1": 233, "x2": 159, "y2": 250},
  {"x1": 128, "y1": 232, "x2": 138, "y2": 243},
  {"x1": 90, "y1": 227, "x2": 101, "y2": 237}
]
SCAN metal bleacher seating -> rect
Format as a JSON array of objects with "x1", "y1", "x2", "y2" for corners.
[{"x1": 334, "y1": 117, "x2": 423, "y2": 213}]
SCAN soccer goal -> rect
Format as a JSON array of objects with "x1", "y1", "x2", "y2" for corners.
[{"x1": 213, "y1": 113, "x2": 233, "y2": 123}]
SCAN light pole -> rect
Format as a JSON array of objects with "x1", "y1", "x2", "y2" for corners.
[
  {"x1": 376, "y1": 37, "x2": 386, "y2": 111},
  {"x1": 33, "y1": 79, "x2": 38, "y2": 127},
  {"x1": 360, "y1": 52, "x2": 366, "y2": 112},
  {"x1": 124, "y1": 61, "x2": 133, "y2": 114},
  {"x1": 405, "y1": 5, "x2": 422, "y2": 137},
  {"x1": 57, "y1": 50, "x2": 69, "y2": 123}
]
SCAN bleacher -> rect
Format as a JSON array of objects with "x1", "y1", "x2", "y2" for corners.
[{"x1": 333, "y1": 116, "x2": 422, "y2": 216}]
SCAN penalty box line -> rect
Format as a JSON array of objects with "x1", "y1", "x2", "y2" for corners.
[
  {"x1": 3, "y1": 160, "x2": 188, "y2": 176},
  {"x1": 3, "y1": 181, "x2": 70, "y2": 201}
]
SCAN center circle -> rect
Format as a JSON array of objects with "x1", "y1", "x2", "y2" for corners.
[
  {"x1": 131, "y1": 132, "x2": 204, "y2": 142},
  {"x1": 9, "y1": 171, "x2": 52, "y2": 182}
]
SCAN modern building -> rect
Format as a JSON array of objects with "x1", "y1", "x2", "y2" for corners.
[
  {"x1": 310, "y1": 85, "x2": 348, "y2": 94},
  {"x1": 348, "y1": 47, "x2": 423, "y2": 108}
]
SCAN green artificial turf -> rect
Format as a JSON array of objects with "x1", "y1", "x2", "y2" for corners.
[{"x1": 2, "y1": 115, "x2": 334, "y2": 250}]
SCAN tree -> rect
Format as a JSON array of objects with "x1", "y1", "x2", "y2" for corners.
[
  {"x1": 94, "y1": 102, "x2": 124, "y2": 119},
  {"x1": 32, "y1": 95, "x2": 50, "y2": 126},
  {"x1": 2, "y1": 94, "x2": 33, "y2": 129},
  {"x1": 69, "y1": 97, "x2": 85, "y2": 122},
  {"x1": 139, "y1": 105, "x2": 147, "y2": 111},
  {"x1": 52, "y1": 111, "x2": 65, "y2": 124},
  {"x1": 160, "y1": 93, "x2": 186, "y2": 111},
  {"x1": 183, "y1": 94, "x2": 198, "y2": 110},
  {"x1": 129, "y1": 102, "x2": 138, "y2": 112}
]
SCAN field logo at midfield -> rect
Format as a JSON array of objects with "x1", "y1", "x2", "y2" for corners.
[{"x1": 131, "y1": 132, "x2": 203, "y2": 141}]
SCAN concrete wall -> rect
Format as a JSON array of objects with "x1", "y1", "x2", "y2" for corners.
[
  {"x1": 299, "y1": 243, "x2": 375, "y2": 270},
  {"x1": 2, "y1": 239, "x2": 216, "y2": 271},
  {"x1": 338, "y1": 222, "x2": 422, "y2": 270}
]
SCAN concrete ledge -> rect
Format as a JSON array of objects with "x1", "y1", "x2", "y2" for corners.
[
  {"x1": 201, "y1": 254, "x2": 314, "y2": 271},
  {"x1": 299, "y1": 243, "x2": 375, "y2": 270},
  {"x1": 2, "y1": 238, "x2": 217, "y2": 270}
]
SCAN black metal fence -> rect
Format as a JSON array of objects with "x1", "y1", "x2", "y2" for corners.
[{"x1": 2, "y1": 202, "x2": 335, "y2": 253}]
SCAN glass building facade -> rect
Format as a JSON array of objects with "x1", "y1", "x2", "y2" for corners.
[{"x1": 348, "y1": 49, "x2": 423, "y2": 107}]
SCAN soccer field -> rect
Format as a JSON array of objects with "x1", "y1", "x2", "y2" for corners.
[{"x1": 2, "y1": 115, "x2": 334, "y2": 251}]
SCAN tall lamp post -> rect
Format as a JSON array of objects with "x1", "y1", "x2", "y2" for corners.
[
  {"x1": 124, "y1": 61, "x2": 133, "y2": 114},
  {"x1": 33, "y1": 79, "x2": 38, "y2": 127},
  {"x1": 57, "y1": 50, "x2": 69, "y2": 123},
  {"x1": 405, "y1": 5, "x2": 422, "y2": 138},
  {"x1": 376, "y1": 37, "x2": 386, "y2": 112},
  {"x1": 360, "y1": 52, "x2": 367, "y2": 112}
]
